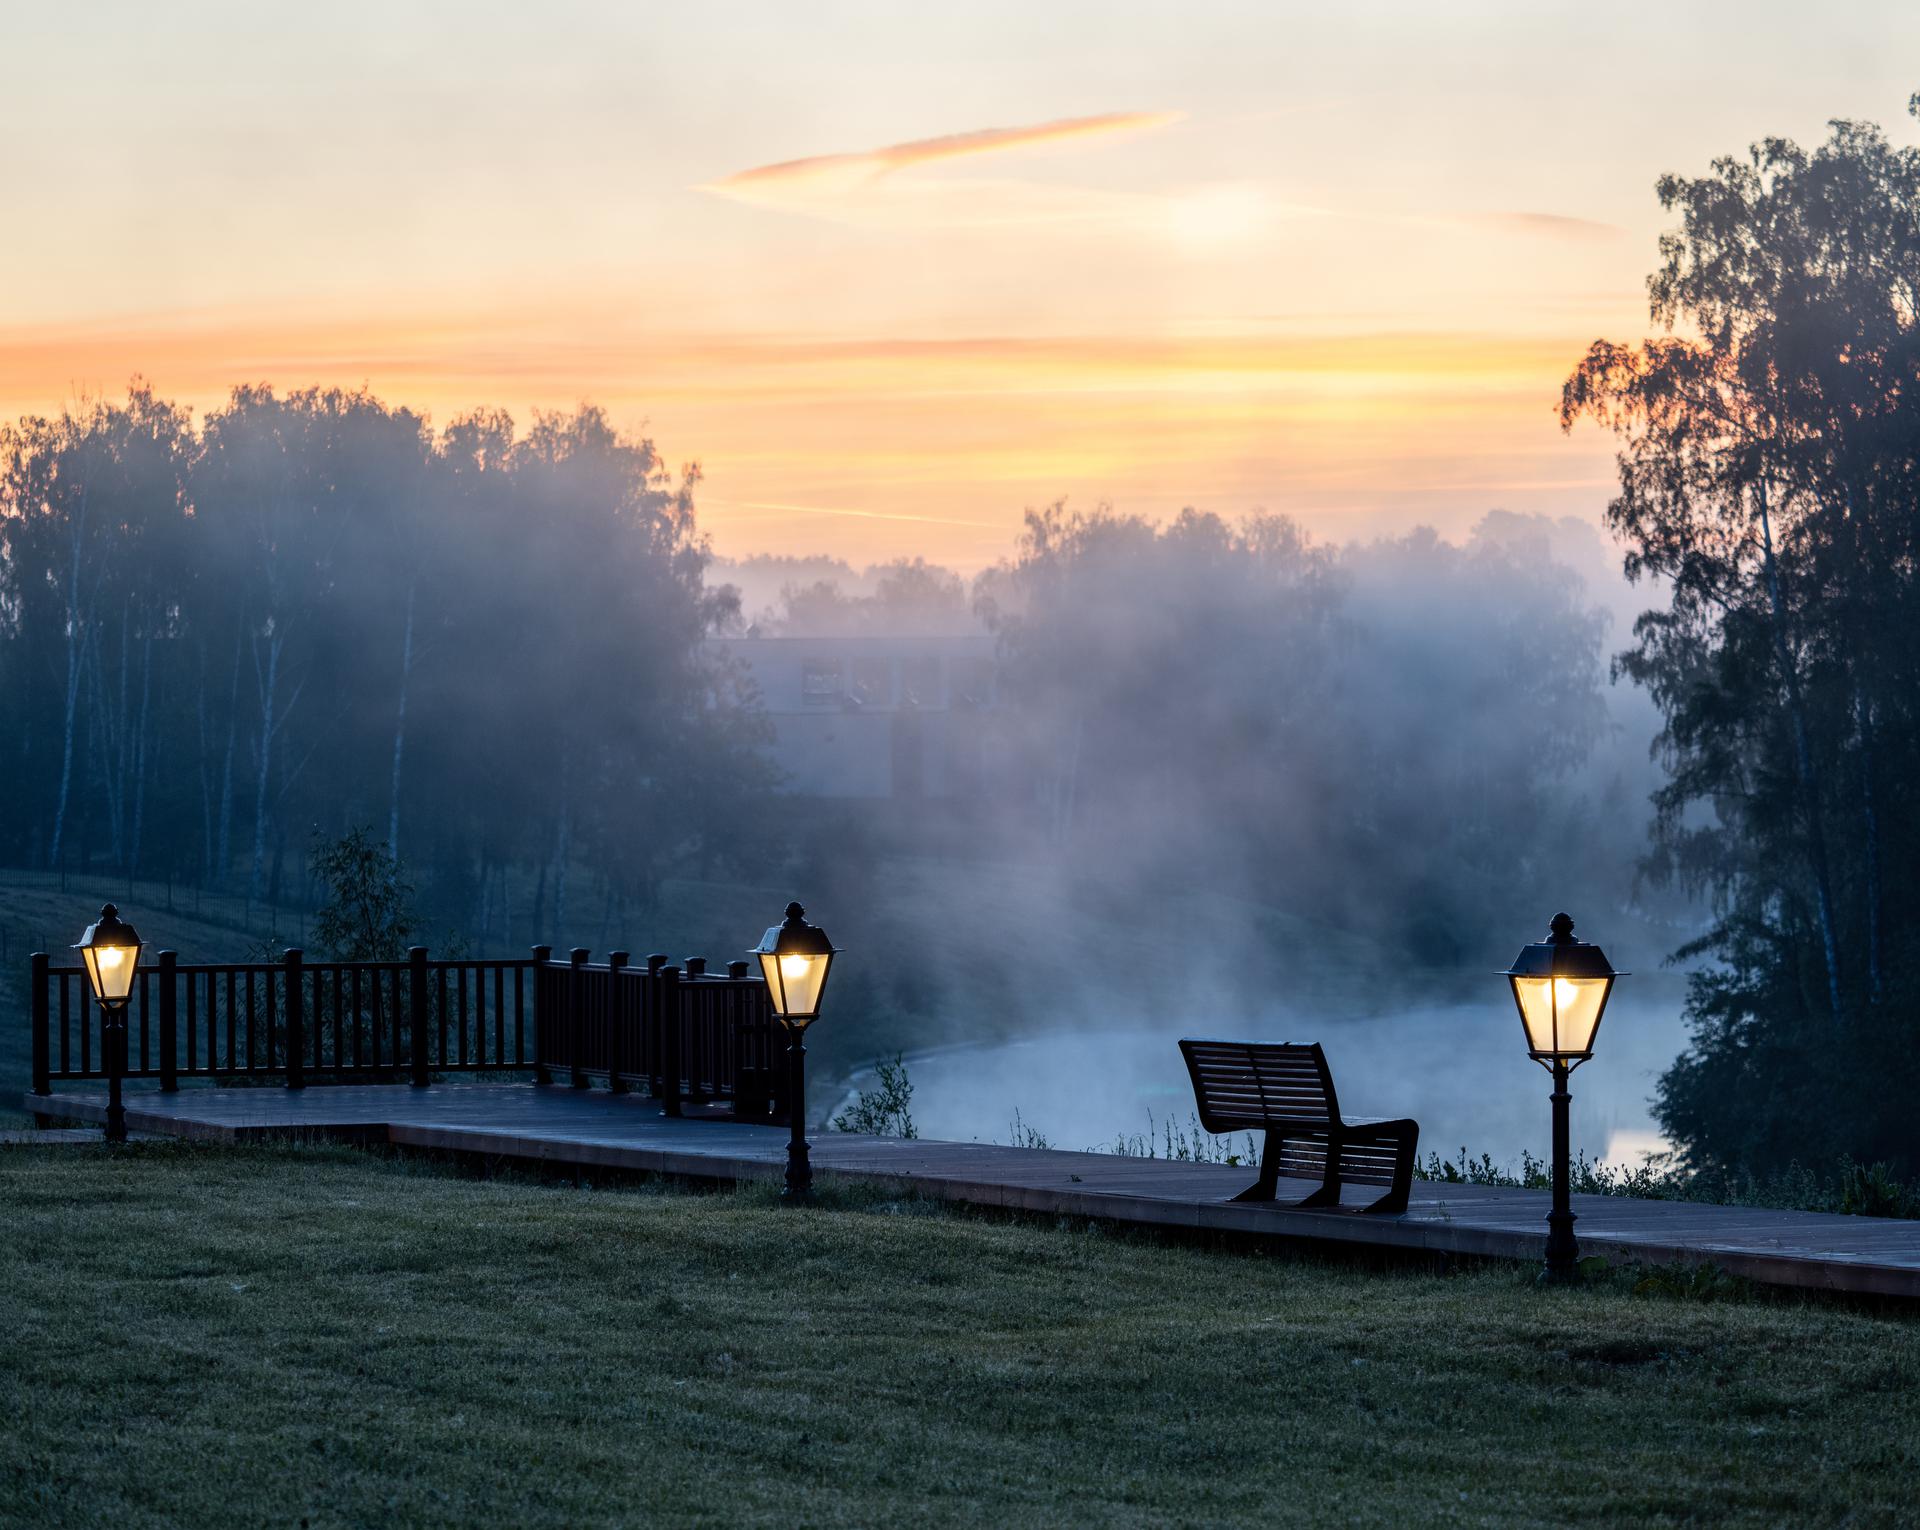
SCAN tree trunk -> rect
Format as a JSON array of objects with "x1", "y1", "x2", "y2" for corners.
[
  {"x1": 551, "y1": 792, "x2": 571, "y2": 938},
  {"x1": 1857, "y1": 690, "x2": 1883, "y2": 1004},
  {"x1": 247, "y1": 629, "x2": 283, "y2": 902},
  {"x1": 47, "y1": 489, "x2": 92, "y2": 870},
  {"x1": 388, "y1": 579, "x2": 415, "y2": 856},
  {"x1": 216, "y1": 632, "x2": 242, "y2": 889},
  {"x1": 1757, "y1": 482, "x2": 1847, "y2": 1029},
  {"x1": 130, "y1": 631, "x2": 153, "y2": 875}
]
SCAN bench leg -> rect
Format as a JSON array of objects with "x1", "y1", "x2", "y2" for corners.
[
  {"x1": 1229, "y1": 1129, "x2": 1283, "y2": 1202},
  {"x1": 1296, "y1": 1133, "x2": 1343, "y2": 1209},
  {"x1": 1357, "y1": 1124, "x2": 1418, "y2": 1215}
]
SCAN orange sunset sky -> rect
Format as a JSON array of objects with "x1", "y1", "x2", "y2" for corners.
[{"x1": 5, "y1": 2, "x2": 1916, "y2": 568}]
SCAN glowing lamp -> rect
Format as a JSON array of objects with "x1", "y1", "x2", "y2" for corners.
[
  {"x1": 752, "y1": 902, "x2": 838, "y2": 1026},
  {"x1": 1502, "y1": 910, "x2": 1627, "y2": 1285},
  {"x1": 1504, "y1": 912, "x2": 1621, "y2": 1066},
  {"x1": 750, "y1": 901, "x2": 840, "y2": 1203},
  {"x1": 75, "y1": 903, "x2": 143, "y2": 1013}
]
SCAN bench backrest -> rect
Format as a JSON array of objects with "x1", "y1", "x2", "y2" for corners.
[{"x1": 1179, "y1": 1038, "x2": 1339, "y2": 1132}]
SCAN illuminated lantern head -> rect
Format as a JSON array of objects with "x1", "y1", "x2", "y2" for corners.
[
  {"x1": 1504, "y1": 912, "x2": 1622, "y2": 1066},
  {"x1": 751, "y1": 902, "x2": 838, "y2": 1026},
  {"x1": 75, "y1": 903, "x2": 143, "y2": 1013}
]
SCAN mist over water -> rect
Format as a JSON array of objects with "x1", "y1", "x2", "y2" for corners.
[{"x1": 835, "y1": 986, "x2": 1689, "y2": 1171}]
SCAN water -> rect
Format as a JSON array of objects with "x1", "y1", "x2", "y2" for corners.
[{"x1": 849, "y1": 990, "x2": 1688, "y2": 1172}]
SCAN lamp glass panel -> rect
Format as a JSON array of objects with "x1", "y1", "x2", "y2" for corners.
[
  {"x1": 84, "y1": 942, "x2": 138, "y2": 1006},
  {"x1": 757, "y1": 951, "x2": 784, "y2": 1012},
  {"x1": 1550, "y1": 976, "x2": 1611, "y2": 1055},
  {"x1": 771, "y1": 951, "x2": 830, "y2": 1019},
  {"x1": 1512, "y1": 974, "x2": 1610, "y2": 1057}
]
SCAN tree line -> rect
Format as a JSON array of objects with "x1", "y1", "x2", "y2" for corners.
[{"x1": 0, "y1": 386, "x2": 771, "y2": 940}]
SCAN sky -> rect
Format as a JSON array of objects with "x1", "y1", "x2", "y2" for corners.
[{"x1": 4, "y1": 1, "x2": 1917, "y2": 568}]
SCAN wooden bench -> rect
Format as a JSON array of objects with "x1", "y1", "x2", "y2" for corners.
[{"x1": 1178, "y1": 1038, "x2": 1419, "y2": 1214}]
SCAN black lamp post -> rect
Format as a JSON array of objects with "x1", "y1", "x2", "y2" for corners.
[
  {"x1": 75, "y1": 903, "x2": 143, "y2": 1144},
  {"x1": 1503, "y1": 911, "x2": 1623, "y2": 1283},
  {"x1": 751, "y1": 901, "x2": 838, "y2": 1202}
]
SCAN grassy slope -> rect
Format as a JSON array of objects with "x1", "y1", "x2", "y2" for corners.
[
  {"x1": 3, "y1": 1143, "x2": 1916, "y2": 1529},
  {"x1": 0, "y1": 873, "x2": 304, "y2": 1127}
]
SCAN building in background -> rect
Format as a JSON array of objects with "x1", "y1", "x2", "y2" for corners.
[{"x1": 710, "y1": 634, "x2": 1003, "y2": 799}]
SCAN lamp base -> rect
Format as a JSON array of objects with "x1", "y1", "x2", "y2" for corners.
[{"x1": 1540, "y1": 1208, "x2": 1580, "y2": 1284}]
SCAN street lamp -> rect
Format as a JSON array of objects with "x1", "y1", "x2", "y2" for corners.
[
  {"x1": 751, "y1": 901, "x2": 838, "y2": 1201},
  {"x1": 75, "y1": 903, "x2": 143, "y2": 1144},
  {"x1": 1504, "y1": 911, "x2": 1623, "y2": 1283}
]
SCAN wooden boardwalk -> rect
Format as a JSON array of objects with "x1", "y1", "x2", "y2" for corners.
[{"x1": 22, "y1": 1082, "x2": 1920, "y2": 1300}]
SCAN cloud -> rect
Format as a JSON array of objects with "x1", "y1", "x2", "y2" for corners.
[
  {"x1": 1456, "y1": 210, "x2": 1622, "y2": 240},
  {"x1": 701, "y1": 111, "x2": 1184, "y2": 223},
  {"x1": 711, "y1": 111, "x2": 1182, "y2": 192}
]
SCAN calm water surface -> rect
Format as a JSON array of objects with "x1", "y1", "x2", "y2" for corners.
[{"x1": 845, "y1": 990, "x2": 1688, "y2": 1172}]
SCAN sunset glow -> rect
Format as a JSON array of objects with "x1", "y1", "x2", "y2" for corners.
[{"x1": 3, "y1": 2, "x2": 1914, "y2": 567}]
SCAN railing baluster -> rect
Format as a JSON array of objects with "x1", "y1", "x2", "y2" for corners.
[
  {"x1": 284, "y1": 950, "x2": 304, "y2": 1090},
  {"x1": 568, "y1": 949, "x2": 589, "y2": 1089},
  {"x1": 659, "y1": 965, "x2": 682, "y2": 1117},
  {"x1": 159, "y1": 952, "x2": 178, "y2": 1091},
  {"x1": 30, "y1": 953, "x2": 49, "y2": 1097},
  {"x1": 409, "y1": 947, "x2": 430, "y2": 1087},
  {"x1": 607, "y1": 952, "x2": 630, "y2": 1093},
  {"x1": 530, "y1": 946, "x2": 551, "y2": 1083}
]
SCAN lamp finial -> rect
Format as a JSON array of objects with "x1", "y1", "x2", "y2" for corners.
[{"x1": 1547, "y1": 912, "x2": 1575, "y2": 943}]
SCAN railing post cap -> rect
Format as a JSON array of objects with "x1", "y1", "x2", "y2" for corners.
[
  {"x1": 608, "y1": 950, "x2": 630, "y2": 969},
  {"x1": 570, "y1": 947, "x2": 590, "y2": 964}
]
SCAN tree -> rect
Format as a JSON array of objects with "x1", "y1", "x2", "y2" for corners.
[
  {"x1": 0, "y1": 386, "x2": 191, "y2": 872},
  {"x1": 1564, "y1": 101, "x2": 1920, "y2": 1175},
  {"x1": 309, "y1": 827, "x2": 416, "y2": 961}
]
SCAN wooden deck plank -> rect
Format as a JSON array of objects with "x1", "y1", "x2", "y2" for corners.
[{"x1": 21, "y1": 1082, "x2": 1920, "y2": 1299}]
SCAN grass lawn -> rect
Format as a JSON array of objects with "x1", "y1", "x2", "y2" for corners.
[{"x1": 2, "y1": 1143, "x2": 1916, "y2": 1527}]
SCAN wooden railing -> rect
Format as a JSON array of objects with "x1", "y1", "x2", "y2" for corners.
[
  {"x1": 28, "y1": 945, "x2": 782, "y2": 1117},
  {"x1": 532, "y1": 950, "x2": 787, "y2": 1118}
]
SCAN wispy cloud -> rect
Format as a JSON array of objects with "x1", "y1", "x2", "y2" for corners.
[
  {"x1": 1453, "y1": 210, "x2": 1622, "y2": 241},
  {"x1": 700, "y1": 111, "x2": 1185, "y2": 225},
  {"x1": 708, "y1": 111, "x2": 1183, "y2": 196}
]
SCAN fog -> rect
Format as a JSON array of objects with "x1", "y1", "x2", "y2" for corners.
[
  {"x1": 833, "y1": 987, "x2": 1689, "y2": 1171},
  {"x1": 0, "y1": 385, "x2": 1700, "y2": 1168}
]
